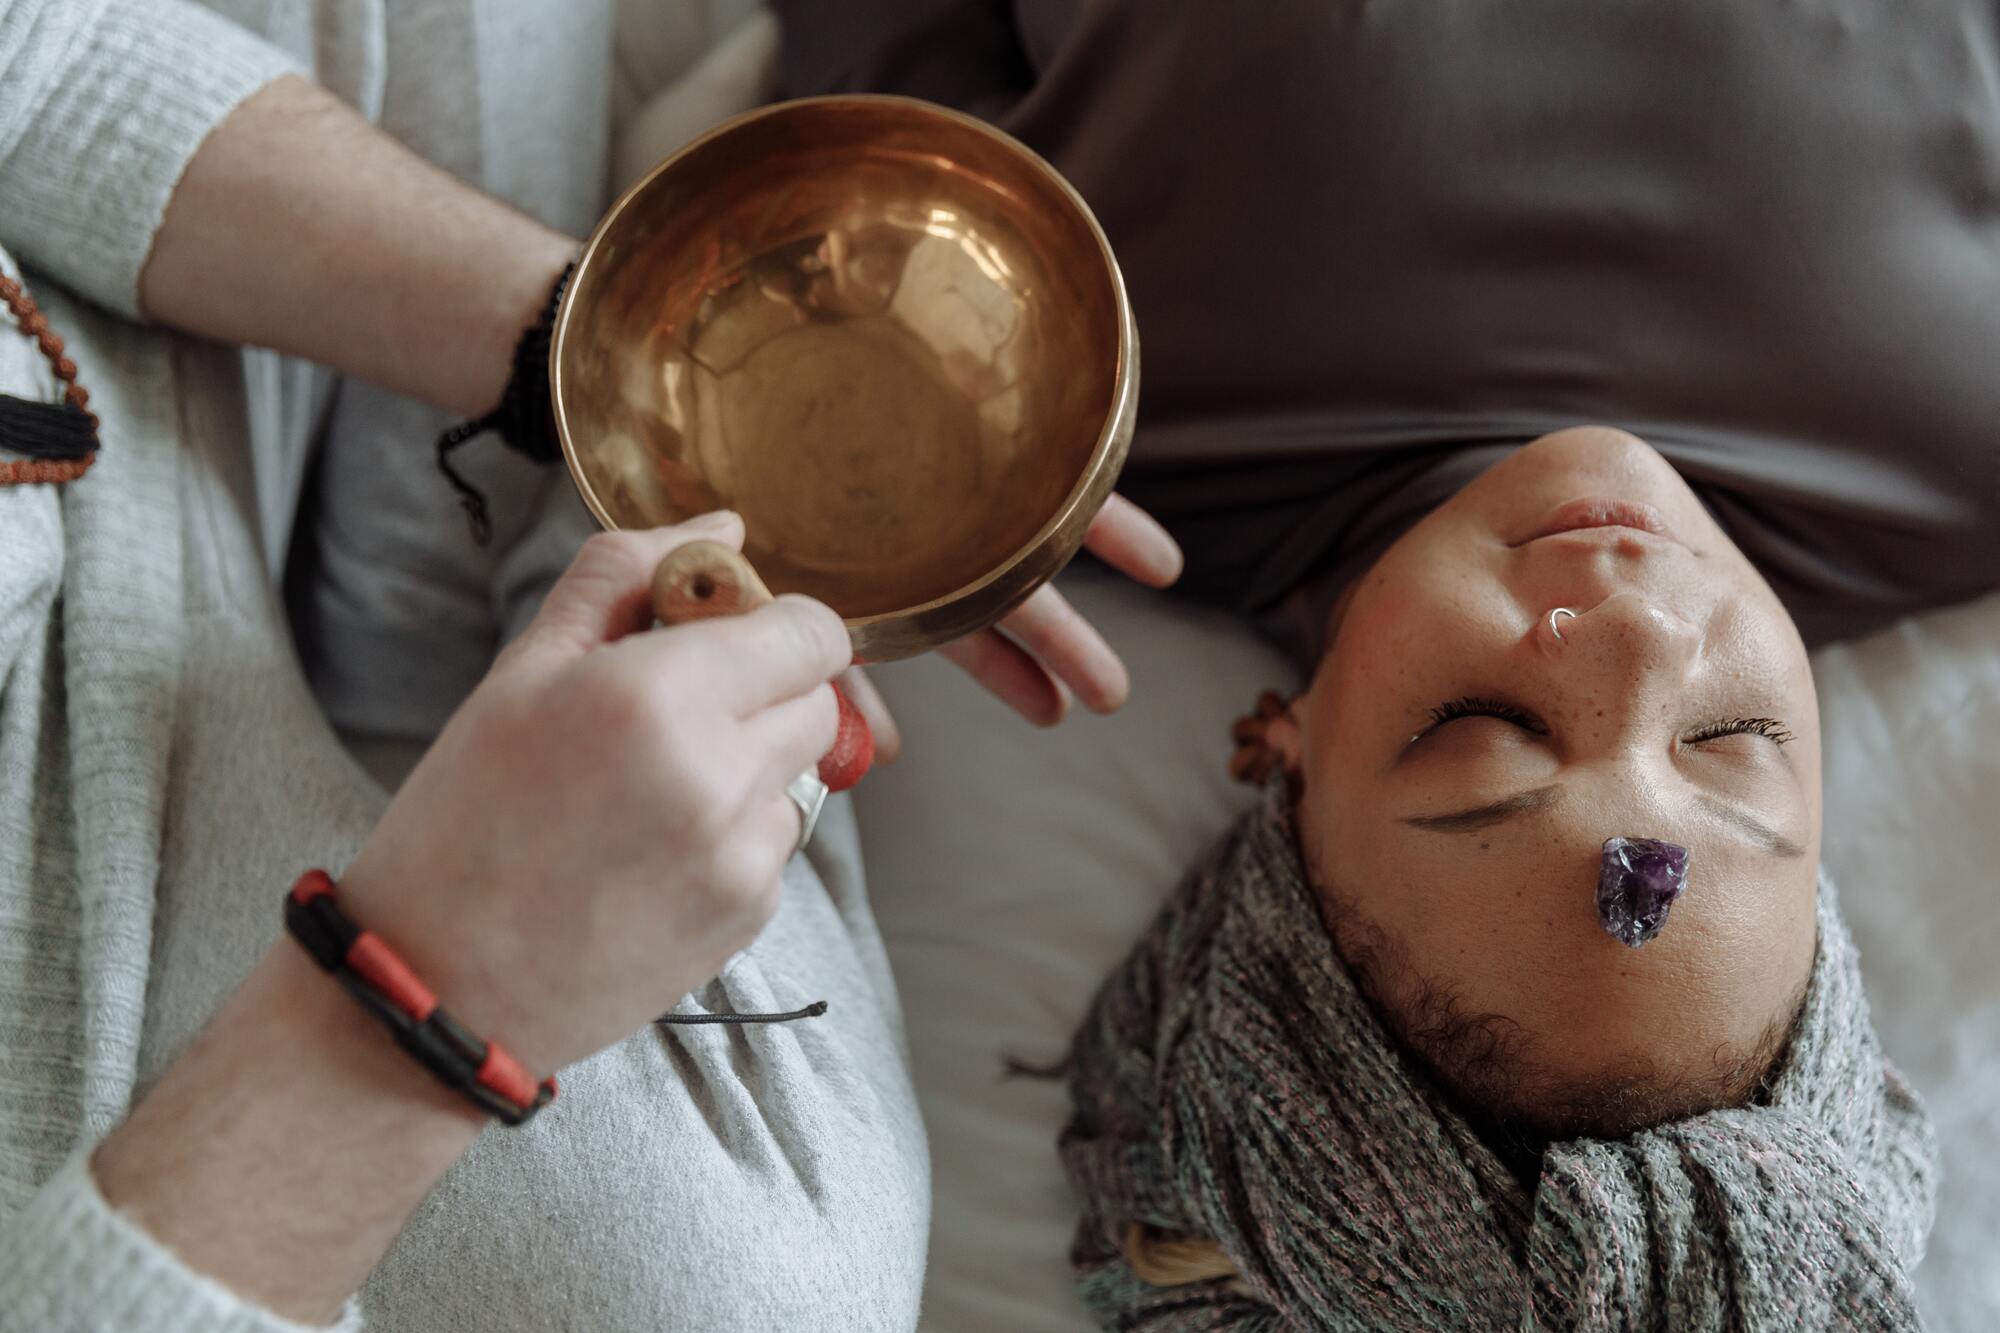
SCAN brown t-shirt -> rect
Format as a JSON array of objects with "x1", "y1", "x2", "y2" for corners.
[{"x1": 776, "y1": 0, "x2": 2000, "y2": 655}]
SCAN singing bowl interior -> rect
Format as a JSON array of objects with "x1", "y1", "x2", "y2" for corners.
[{"x1": 552, "y1": 95, "x2": 1135, "y2": 660}]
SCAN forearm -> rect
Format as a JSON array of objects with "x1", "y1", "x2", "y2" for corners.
[
  {"x1": 92, "y1": 942, "x2": 486, "y2": 1325},
  {"x1": 139, "y1": 75, "x2": 577, "y2": 417}
]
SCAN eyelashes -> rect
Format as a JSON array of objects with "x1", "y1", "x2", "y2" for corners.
[
  {"x1": 1681, "y1": 716, "x2": 1795, "y2": 746},
  {"x1": 1425, "y1": 696, "x2": 1548, "y2": 734},
  {"x1": 1419, "y1": 697, "x2": 1794, "y2": 746}
]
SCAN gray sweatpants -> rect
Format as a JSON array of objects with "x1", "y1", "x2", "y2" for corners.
[{"x1": 147, "y1": 336, "x2": 932, "y2": 1329}]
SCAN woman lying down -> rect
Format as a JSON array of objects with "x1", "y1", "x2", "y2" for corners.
[
  {"x1": 774, "y1": 0, "x2": 2000, "y2": 1325},
  {"x1": 1060, "y1": 430, "x2": 1937, "y2": 1328}
]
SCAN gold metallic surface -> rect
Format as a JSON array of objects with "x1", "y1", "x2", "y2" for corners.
[{"x1": 552, "y1": 95, "x2": 1137, "y2": 661}]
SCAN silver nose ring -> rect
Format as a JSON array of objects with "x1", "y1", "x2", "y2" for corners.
[{"x1": 1548, "y1": 607, "x2": 1578, "y2": 641}]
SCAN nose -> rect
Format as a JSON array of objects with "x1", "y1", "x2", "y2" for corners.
[{"x1": 1543, "y1": 591, "x2": 1702, "y2": 681}]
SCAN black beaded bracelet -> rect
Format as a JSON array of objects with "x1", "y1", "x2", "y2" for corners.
[
  {"x1": 284, "y1": 870, "x2": 556, "y2": 1127},
  {"x1": 434, "y1": 260, "x2": 576, "y2": 545}
]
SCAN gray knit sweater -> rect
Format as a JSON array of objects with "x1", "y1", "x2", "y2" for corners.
[{"x1": 0, "y1": 3, "x2": 928, "y2": 1329}]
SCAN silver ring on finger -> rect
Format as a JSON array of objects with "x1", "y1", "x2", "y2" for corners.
[{"x1": 784, "y1": 769, "x2": 829, "y2": 857}]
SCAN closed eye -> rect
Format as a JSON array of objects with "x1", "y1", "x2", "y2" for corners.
[
  {"x1": 1682, "y1": 717, "x2": 1794, "y2": 746},
  {"x1": 1414, "y1": 701, "x2": 1794, "y2": 748},
  {"x1": 1417, "y1": 696, "x2": 1549, "y2": 740}
]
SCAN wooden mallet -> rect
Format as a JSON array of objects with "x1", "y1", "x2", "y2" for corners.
[{"x1": 650, "y1": 541, "x2": 875, "y2": 792}]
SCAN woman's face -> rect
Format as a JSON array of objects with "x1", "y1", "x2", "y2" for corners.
[{"x1": 1297, "y1": 428, "x2": 1821, "y2": 1124}]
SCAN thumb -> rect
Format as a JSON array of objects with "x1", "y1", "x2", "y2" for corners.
[{"x1": 508, "y1": 512, "x2": 746, "y2": 668}]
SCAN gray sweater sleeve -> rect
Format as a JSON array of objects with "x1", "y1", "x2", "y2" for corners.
[
  {"x1": 0, "y1": 0, "x2": 300, "y2": 317},
  {"x1": 0, "y1": 1152, "x2": 362, "y2": 1333},
  {"x1": 0, "y1": 8, "x2": 355, "y2": 1323}
]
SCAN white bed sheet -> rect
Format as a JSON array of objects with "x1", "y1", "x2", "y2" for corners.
[{"x1": 613, "y1": 15, "x2": 1998, "y2": 1327}]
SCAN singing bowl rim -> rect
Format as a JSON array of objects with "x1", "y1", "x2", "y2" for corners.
[{"x1": 549, "y1": 93, "x2": 1139, "y2": 661}]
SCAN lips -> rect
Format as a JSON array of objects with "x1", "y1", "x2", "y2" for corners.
[{"x1": 1522, "y1": 498, "x2": 1677, "y2": 546}]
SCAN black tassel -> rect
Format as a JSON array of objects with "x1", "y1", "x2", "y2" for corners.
[{"x1": 0, "y1": 396, "x2": 97, "y2": 461}]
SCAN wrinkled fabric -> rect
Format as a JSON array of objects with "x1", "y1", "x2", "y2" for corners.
[
  {"x1": 1060, "y1": 786, "x2": 1937, "y2": 1330},
  {"x1": 0, "y1": 4, "x2": 929, "y2": 1327},
  {"x1": 779, "y1": 0, "x2": 2000, "y2": 660}
]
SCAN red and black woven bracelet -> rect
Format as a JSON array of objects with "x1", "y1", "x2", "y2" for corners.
[{"x1": 284, "y1": 871, "x2": 556, "y2": 1126}]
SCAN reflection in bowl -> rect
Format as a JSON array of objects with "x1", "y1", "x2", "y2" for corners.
[{"x1": 551, "y1": 95, "x2": 1137, "y2": 661}]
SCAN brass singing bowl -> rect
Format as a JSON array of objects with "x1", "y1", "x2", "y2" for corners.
[{"x1": 551, "y1": 95, "x2": 1138, "y2": 662}]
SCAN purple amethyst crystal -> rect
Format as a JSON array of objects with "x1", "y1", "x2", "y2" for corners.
[{"x1": 1596, "y1": 837, "x2": 1690, "y2": 948}]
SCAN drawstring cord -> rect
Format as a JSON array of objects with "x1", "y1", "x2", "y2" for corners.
[
  {"x1": 436, "y1": 412, "x2": 501, "y2": 543},
  {"x1": 656, "y1": 1001, "x2": 829, "y2": 1027}
]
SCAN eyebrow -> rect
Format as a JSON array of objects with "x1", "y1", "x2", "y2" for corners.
[
  {"x1": 1693, "y1": 793, "x2": 1809, "y2": 858},
  {"x1": 1401, "y1": 785, "x2": 1564, "y2": 832},
  {"x1": 1401, "y1": 785, "x2": 1809, "y2": 859}
]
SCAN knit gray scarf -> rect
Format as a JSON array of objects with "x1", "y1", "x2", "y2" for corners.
[{"x1": 1060, "y1": 787, "x2": 1937, "y2": 1330}]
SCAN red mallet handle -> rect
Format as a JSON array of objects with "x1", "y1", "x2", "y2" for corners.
[
  {"x1": 818, "y1": 687, "x2": 875, "y2": 793},
  {"x1": 650, "y1": 540, "x2": 874, "y2": 792}
]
